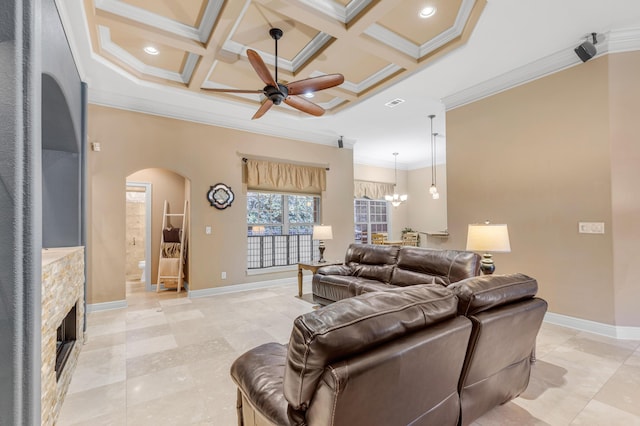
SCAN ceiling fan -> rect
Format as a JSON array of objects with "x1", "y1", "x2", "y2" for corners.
[{"x1": 203, "y1": 28, "x2": 344, "y2": 120}]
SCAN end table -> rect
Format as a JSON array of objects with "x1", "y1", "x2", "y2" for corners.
[{"x1": 297, "y1": 260, "x2": 342, "y2": 297}]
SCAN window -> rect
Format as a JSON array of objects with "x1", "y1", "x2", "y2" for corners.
[
  {"x1": 247, "y1": 192, "x2": 320, "y2": 269},
  {"x1": 354, "y1": 199, "x2": 389, "y2": 243}
]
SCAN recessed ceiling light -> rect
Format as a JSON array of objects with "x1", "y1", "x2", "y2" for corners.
[
  {"x1": 419, "y1": 6, "x2": 436, "y2": 18},
  {"x1": 144, "y1": 46, "x2": 159, "y2": 55},
  {"x1": 303, "y1": 92, "x2": 315, "y2": 99}
]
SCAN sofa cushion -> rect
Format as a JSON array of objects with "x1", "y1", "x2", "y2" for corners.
[
  {"x1": 352, "y1": 263, "x2": 395, "y2": 282},
  {"x1": 283, "y1": 284, "x2": 458, "y2": 410},
  {"x1": 448, "y1": 273, "x2": 538, "y2": 316},
  {"x1": 344, "y1": 243, "x2": 400, "y2": 265},
  {"x1": 343, "y1": 244, "x2": 399, "y2": 282},
  {"x1": 391, "y1": 268, "x2": 444, "y2": 287},
  {"x1": 391, "y1": 247, "x2": 481, "y2": 286},
  {"x1": 351, "y1": 280, "x2": 396, "y2": 296}
]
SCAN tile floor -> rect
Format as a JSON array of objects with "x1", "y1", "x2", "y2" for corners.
[{"x1": 58, "y1": 280, "x2": 640, "y2": 425}]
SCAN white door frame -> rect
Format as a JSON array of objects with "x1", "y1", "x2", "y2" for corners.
[{"x1": 126, "y1": 181, "x2": 153, "y2": 291}]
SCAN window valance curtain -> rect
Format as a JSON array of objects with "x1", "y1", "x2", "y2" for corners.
[
  {"x1": 354, "y1": 180, "x2": 395, "y2": 200},
  {"x1": 245, "y1": 159, "x2": 326, "y2": 194}
]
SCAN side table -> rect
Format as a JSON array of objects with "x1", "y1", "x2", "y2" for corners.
[{"x1": 297, "y1": 260, "x2": 342, "y2": 297}]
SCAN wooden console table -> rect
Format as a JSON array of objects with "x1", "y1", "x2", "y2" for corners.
[{"x1": 297, "y1": 260, "x2": 342, "y2": 297}]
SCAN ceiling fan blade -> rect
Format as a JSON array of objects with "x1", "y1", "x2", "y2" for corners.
[
  {"x1": 252, "y1": 99, "x2": 274, "y2": 120},
  {"x1": 247, "y1": 49, "x2": 277, "y2": 87},
  {"x1": 287, "y1": 74, "x2": 345, "y2": 96},
  {"x1": 284, "y1": 95, "x2": 325, "y2": 117},
  {"x1": 201, "y1": 88, "x2": 264, "y2": 94}
]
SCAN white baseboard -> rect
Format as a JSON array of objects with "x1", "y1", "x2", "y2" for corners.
[
  {"x1": 153, "y1": 281, "x2": 189, "y2": 292},
  {"x1": 188, "y1": 277, "x2": 297, "y2": 299},
  {"x1": 86, "y1": 299, "x2": 127, "y2": 313},
  {"x1": 544, "y1": 312, "x2": 640, "y2": 340}
]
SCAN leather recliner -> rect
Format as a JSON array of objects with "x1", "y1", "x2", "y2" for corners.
[
  {"x1": 449, "y1": 274, "x2": 548, "y2": 425},
  {"x1": 231, "y1": 285, "x2": 472, "y2": 425},
  {"x1": 230, "y1": 273, "x2": 547, "y2": 426}
]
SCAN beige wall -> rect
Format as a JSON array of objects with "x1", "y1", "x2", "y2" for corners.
[
  {"x1": 444, "y1": 51, "x2": 640, "y2": 327},
  {"x1": 127, "y1": 168, "x2": 187, "y2": 285},
  {"x1": 609, "y1": 52, "x2": 640, "y2": 327},
  {"x1": 87, "y1": 105, "x2": 354, "y2": 304},
  {"x1": 407, "y1": 164, "x2": 448, "y2": 245}
]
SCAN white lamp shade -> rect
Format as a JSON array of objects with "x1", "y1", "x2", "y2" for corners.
[
  {"x1": 466, "y1": 223, "x2": 511, "y2": 253},
  {"x1": 312, "y1": 225, "x2": 333, "y2": 240}
]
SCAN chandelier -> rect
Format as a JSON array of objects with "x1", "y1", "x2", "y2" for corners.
[
  {"x1": 385, "y1": 152, "x2": 407, "y2": 207},
  {"x1": 428, "y1": 114, "x2": 440, "y2": 200}
]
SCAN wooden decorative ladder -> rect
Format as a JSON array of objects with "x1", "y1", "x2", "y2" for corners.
[{"x1": 157, "y1": 200, "x2": 188, "y2": 293}]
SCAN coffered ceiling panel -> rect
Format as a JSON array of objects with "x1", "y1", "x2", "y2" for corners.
[
  {"x1": 121, "y1": 0, "x2": 208, "y2": 27},
  {"x1": 377, "y1": 0, "x2": 463, "y2": 46},
  {"x1": 108, "y1": 30, "x2": 188, "y2": 73},
  {"x1": 83, "y1": 0, "x2": 487, "y2": 118}
]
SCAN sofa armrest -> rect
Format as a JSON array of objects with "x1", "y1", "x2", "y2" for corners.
[
  {"x1": 230, "y1": 342, "x2": 303, "y2": 426},
  {"x1": 315, "y1": 264, "x2": 351, "y2": 276}
]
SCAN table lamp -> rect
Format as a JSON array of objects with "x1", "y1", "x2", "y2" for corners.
[
  {"x1": 466, "y1": 222, "x2": 511, "y2": 274},
  {"x1": 312, "y1": 225, "x2": 333, "y2": 263}
]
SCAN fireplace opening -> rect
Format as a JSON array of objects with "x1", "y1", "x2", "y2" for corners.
[{"x1": 56, "y1": 303, "x2": 77, "y2": 381}]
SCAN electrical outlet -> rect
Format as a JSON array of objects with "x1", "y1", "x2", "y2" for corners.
[
  {"x1": 221, "y1": 271, "x2": 227, "y2": 279},
  {"x1": 578, "y1": 222, "x2": 605, "y2": 234},
  {"x1": 205, "y1": 226, "x2": 212, "y2": 235}
]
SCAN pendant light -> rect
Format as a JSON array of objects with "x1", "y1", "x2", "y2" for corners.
[
  {"x1": 428, "y1": 114, "x2": 439, "y2": 200},
  {"x1": 385, "y1": 152, "x2": 407, "y2": 207}
]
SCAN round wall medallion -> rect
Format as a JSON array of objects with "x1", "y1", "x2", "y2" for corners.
[{"x1": 207, "y1": 183, "x2": 234, "y2": 210}]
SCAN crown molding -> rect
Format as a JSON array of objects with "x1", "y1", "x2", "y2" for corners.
[
  {"x1": 443, "y1": 28, "x2": 640, "y2": 110},
  {"x1": 88, "y1": 87, "x2": 350, "y2": 149}
]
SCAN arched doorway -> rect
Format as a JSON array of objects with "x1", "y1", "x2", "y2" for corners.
[{"x1": 125, "y1": 168, "x2": 191, "y2": 296}]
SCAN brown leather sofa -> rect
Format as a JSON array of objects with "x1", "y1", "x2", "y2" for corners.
[
  {"x1": 230, "y1": 273, "x2": 547, "y2": 426},
  {"x1": 312, "y1": 244, "x2": 481, "y2": 305}
]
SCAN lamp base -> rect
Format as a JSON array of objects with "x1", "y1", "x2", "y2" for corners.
[
  {"x1": 480, "y1": 253, "x2": 495, "y2": 275},
  {"x1": 318, "y1": 243, "x2": 326, "y2": 263}
]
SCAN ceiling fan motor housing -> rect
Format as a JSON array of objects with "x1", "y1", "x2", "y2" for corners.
[{"x1": 265, "y1": 84, "x2": 288, "y2": 105}]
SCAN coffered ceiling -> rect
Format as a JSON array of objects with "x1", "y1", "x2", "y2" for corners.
[
  {"x1": 60, "y1": 0, "x2": 640, "y2": 169},
  {"x1": 82, "y1": 0, "x2": 485, "y2": 118}
]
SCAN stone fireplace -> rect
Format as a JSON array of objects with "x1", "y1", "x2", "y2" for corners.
[{"x1": 41, "y1": 247, "x2": 85, "y2": 425}]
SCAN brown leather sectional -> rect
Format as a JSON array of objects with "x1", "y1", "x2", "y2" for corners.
[
  {"x1": 230, "y1": 272, "x2": 547, "y2": 426},
  {"x1": 312, "y1": 244, "x2": 482, "y2": 305}
]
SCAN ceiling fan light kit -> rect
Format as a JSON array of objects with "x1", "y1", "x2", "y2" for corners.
[{"x1": 203, "y1": 28, "x2": 344, "y2": 119}]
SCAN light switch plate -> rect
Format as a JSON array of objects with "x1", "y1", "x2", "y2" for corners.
[
  {"x1": 205, "y1": 226, "x2": 212, "y2": 235},
  {"x1": 578, "y1": 222, "x2": 605, "y2": 234}
]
